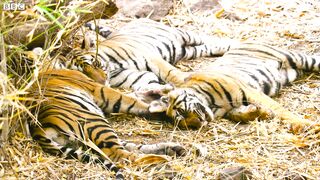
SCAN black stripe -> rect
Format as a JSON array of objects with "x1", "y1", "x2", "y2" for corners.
[
  {"x1": 54, "y1": 94, "x2": 93, "y2": 111},
  {"x1": 129, "y1": 72, "x2": 148, "y2": 88},
  {"x1": 263, "y1": 82, "x2": 271, "y2": 95},
  {"x1": 112, "y1": 96, "x2": 122, "y2": 113},
  {"x1": 32, "y1": 135, "x2": 51, "y2": 143},
  {"x1": 215, "y1": 81, "x2": 233, "y2": 107},
  {"x1": 240, "y1": 89, "x2": 249, "y2": 106},
  {"x1": 127, "y1": 101, "x2": 136, "y2": 113},
  {"x1": 102, "y1": 98, "x2": 110, "y2": 113},
  {"x1": 148, "y1": 80, "x2": 160, "y2": 84},
  {"x1": 297, "y1": 53, "x2": 307, "y2": 70},
  {"x1": 198, "y1": 80, "x2": 223, "y2": 99},
  {"x1": 193, "y1": 47, "x2": 197, "y2": 59},
  {"x1": 171, "y1": 93, "x2": 185, "y2": 108},
  {"x1": 114, "y1": 71, "x2": 134, "y2": 87},
  {"x1": 99, "y1": 87, "x2": 107, "y2": 110},
  {"x1": 171, "y1": 41, "x2": 176, "y2": 64},
  {"x1": 103, "y1": 50, "x2": 123, "y2": 69},
  {"x1": 310, "y1": 57, "x2": 316, "y2": 71},
  {"x1": 273, "y1": 49, "x2": 297, "y2": 69},
  {"x1": 191, "y1": 85, "x2": 215, "y2": 104},
  {"x1": 97, "y1": 141, "x2": 118, "y2": 149},
  {"x1": 145, "y1": 59, "x2": 152, "y2": 72},
  {"x1": 39, "y1": 105, "x2": 102, "y2": 120},
  {"x1": 87, "y1": 125, "x2": 113, "y2": 141},
  {"x1": 110, "y1": 69, "x2": 124, "y2": 79},
  {"x1": 119, "y1": 47, "x2": 140, "y2": 70},
  {"x1": 257, "y1": 69, "x2": 272, "y2": 84},
  {"x1": 41, "y1": 122, "x2": 70, "y2": 135},
  {"x1": 94, "y1": 130, "x2": 116, "y2": 142}
]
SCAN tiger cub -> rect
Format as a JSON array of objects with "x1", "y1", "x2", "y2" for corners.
[
  {"x1": 82, "y1": 18, "x2": 239, "y2": 91},
  {"x1": 28, "y1": 69, "x2": 185, "y2": 179},
  {"x1": 153, "y1": 43, "x2": 320, "y2": 133}
]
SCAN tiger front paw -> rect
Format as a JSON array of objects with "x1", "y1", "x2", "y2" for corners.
[
  {"x1": 132, "y1": 84, "x2": 174, "y2": 104},
  {"x1": 227, "y1": 104, "x2": 275, "y2": 123}
]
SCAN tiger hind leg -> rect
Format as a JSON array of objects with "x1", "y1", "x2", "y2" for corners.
[{"x1": 31, "y1": 127, "x2": 124, "y2": 179}]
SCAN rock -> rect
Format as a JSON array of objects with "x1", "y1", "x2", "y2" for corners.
[
  {"x1": 184, "y1": 0, "x2": 221, "y2": 13},
  {"x1": 116, "y1": 0, "x2": 173, "y2": 20},
  {"x1": 218, "y1": 166, "x2": 253, "y2": 180}
]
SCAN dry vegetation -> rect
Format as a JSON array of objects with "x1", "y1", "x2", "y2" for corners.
[{"x1": 1, "y1": 0, "x2": 320, "y2": 179}]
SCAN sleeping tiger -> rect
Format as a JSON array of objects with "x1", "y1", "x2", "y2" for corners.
[
  {"x1": 27, "y1": 69, "x2": 186, "y2": 179},
  {"x1": 152, "y1": 42, "x2": 320, "y2": 133},
  {"x1": 80, "y1": 18, "x2": 239, "y2": 91}
]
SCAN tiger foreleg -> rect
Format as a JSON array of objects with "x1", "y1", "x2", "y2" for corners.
[
  {"x1": 31, "y1": 127, "x2": 125, "y2": 179},
  {"x1": 144, "y1": 54, "x2": 190, "y2": 86},
  {"x1": 245, "y1": 89, "x2": 317, "y2": 134}
]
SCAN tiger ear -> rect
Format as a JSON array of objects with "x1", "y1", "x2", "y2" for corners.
[{"x1": 82, "y1": 64, "x2": 107, "y2": 85}]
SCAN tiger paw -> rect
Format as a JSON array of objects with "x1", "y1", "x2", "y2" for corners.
[
  {"x1": 138, "y1": 142, "x2": 187, "y2": 157},
  {"x1": 133, "y1": 84, "x2": 174, "y2": 103},
  {"x1": 138, "y1": 84, "x2": 174, "y2": 95},
  {"x1": 149, "y1": 97, "x2": 169, "y2": 113},
  {"x1": 227, "y1": 104, "x2": 275, "y2": 123}
]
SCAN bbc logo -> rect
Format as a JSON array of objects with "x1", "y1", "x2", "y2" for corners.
[{"x1": 3, "y1": 2, "x2": 26, "y2": 11}]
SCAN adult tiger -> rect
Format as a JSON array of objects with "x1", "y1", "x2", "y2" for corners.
[
  {"x1": 153, "y1": 43, "x2": 320, "y2": 133},
  {"x1": 82, "y1": 18, "x2": 239, "y2": 90},
  {"x1": 28, "y1": 69, "x2": 185, "y2": 179}
]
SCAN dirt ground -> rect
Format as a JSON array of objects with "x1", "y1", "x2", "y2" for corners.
[{"x1": 1, "y1": 0, "x2": 320, "y2": 179}]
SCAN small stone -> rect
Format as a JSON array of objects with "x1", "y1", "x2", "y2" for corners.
[
  {"x1": 218, "y1": 166, "x2": 253, "y2": 180},
  {"x1": 116, "y1": 0, "x2": 173, "y2": 20},
  {"x1": 184, "y1": 0, "x2": 221, "y2": 13}
]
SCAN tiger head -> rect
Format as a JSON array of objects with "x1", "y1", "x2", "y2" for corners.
[
  {"x1": 163, "y1": 88, "x2": 214, "y2": 129},
  {"x1": 66, "y1": 49, "x2": 110, "y2": 86}
]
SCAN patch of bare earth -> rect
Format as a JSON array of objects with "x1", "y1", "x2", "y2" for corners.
[{"x1": 1, "y1": 0, "x2": 319, "y2": 179}]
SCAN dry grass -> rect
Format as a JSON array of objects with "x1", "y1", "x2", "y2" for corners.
[{"x1": 1, "y1": 0, "x2": 320, "y2": 179}]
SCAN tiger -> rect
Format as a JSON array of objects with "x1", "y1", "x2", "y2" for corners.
[
  {"x1": 27, "y1": 69, "x2": 186, "y2": 179},
  {"x1": 149, "y1": 42, "x2": 320, "y2": 133},
  {"x1": 9, "y1": 47, "x2": 108, "y2": 86},
  {"x1": 81, "y1": 18, "x2": 239, "y2": 91}
]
